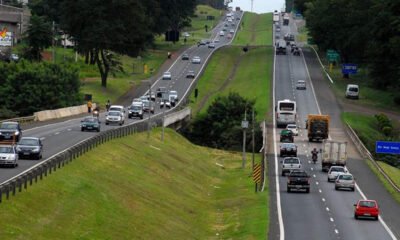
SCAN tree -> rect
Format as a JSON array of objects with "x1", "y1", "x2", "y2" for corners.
[
  {"x1": 23, "y1": 15, "x2": 52, "y2": 61},
  {"x1": 183, "y1": 92, "x2": 262, "y2": 151}
]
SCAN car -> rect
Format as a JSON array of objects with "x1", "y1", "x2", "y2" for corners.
[
  {"x1": 0, "y1": 144, "x2": 18, "y2": 167},
  {"x1": 208, "y1": 43, "x2": 216, "y2": 49},
  {"x1": 128, "y1": 104, "x2": 144, "y2": 119},
  {"x1": 181, "y1": 53, "x2": 189, "y2": 60},
  {"x1": 143, "y1": 92, "x2": 156, "y2": 101},
  {"x1": 281, "y1": 157, "x2": 301, "y2": 176},
  {"x1": 132, "y1": 98, "x2": 143, "y2": 106},
  {"x1": 16, "y1": 137, "x2": 43, "y2": 160},
  {"x1": 335, "y1": 173, "x2": 355, "y2": 191},
  {"x1": 292, "y1": 47, "x2": 301, "y2": 56},
  {"x1": 140, "y1": 95, "x2": 148, "y2": 102},
  {"x1": 80, "y1": 116, "x2": 101, "y2": 132},
  {"x1": 327, "y1": 166, "x2": 347, "y2": 182},
  {"x1": 9, "y1": 53, "x2": 19, "y2": 62},
  {"x1": 169, "y1": 90, "x2": 178, "y2": 107},
  {"x1": 0, "y1": 121, "x2": 22, "y2": 142},
  {"x1": 109, "y1": 105, "x2": 125, "y2": 114},
  {"x1": 142, "y1": 99, "x2": 155, "y2": 114},
  {"x1": 186, "y1": 70, "x2": 196, "y2": 78},
  {"x1": 105, "y1": 111, "x2": 125, "y2": 125},
  {"x1": 162, "y1": 71, "x2": 172, "y2": 80},
  {"x1": 182, "y1": 32, "x2": 190, "y2": 37},
  {"x1": 229, "y1": 29, "x2": 235, "y2": 34},
  {"x1": 280, "y1": 129, "x2": 294, "y2": 142},
  {"x1": 227, "y1": 33, "x2": 232, "y2": 39},
  {"x1": 354, "y1": 200, "x2": 379, "y2": 220},
  {"x1": 219, "y1": 31, "x2": 225, "y2": 36},
  {"x1": 286, "y1": 124, "x2": 298, "y2": 136},
  {"x1": 160, "y1": 99, "x2": 171, "y2": 109},
  {"x1": 198, "y1": 39, "x2": 207, "y2": 45},
  {"x1": 276, "y1": 26, "x2": 281, "y2": 32},
  {"x1": 214, "y1": 38, "x2": 220, "y2": 43},
  {"x1": 156, "y1": 87, "x2": 167, "y2": 98},
  {"x1": 345, "y1": 84, "x2": 359, "y2": 99},
  {"x1": 296, "y1": 80, "x2": 306, "y2": 90},
  {"x1": 280, "y1": 143, "x2": 297, "y2": 157},
  {"x1": 192, "y1": 56, "x2": 201, "y2": 64},
  {"x1": 287, "y1": 169, "x2": 310, "y2": 193}
]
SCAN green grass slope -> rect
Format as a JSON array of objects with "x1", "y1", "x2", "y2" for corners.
[
  {"x1": 189, "y1": 46, "x2": 273, "y2": 121},
  {"x1": 0, "y1": 129, "x2": 268, "y2": 239},
  {"x1": 233, "y1": 12, "x2": 273, "y2": 46}
]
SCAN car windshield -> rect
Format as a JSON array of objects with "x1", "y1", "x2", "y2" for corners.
[
  {"x1": 349, "y1": 87, "x2": 358, "y2": 92},
  {"x1": 0, "y1": 146, "x2": 13, "y2": 153},
  {"x1": 83, "y1": 117, "x2": 97, "y2": 123},
  {"x1": 18, "y1": 138, "x2": 39, "y2": 146},
  {"x1": 130, "y1": 105, "x2": 141, "y2": 110},
  {"x1": 284, "y1": 158, "x2": 299, "y2": 164},
  {"x1": 282, "y1": 143, "x2": 295, "y2": 148},
  {"x1": 109, "y1": 107, "x2": 122, "y2": 112},
  {"x1": 287, "y1": 125, "x2": 296, "y2": 129},
  {"x1": 331, "y1": 167, "x2": 345, "y2": 172},
  {"x1": 143, "y1": 101, "x2": 150, "y2": 107},
  {"x1": 290, "y1": 171, "x2": 307, "y2": 177},
  {"x1": 339, "y1": 174, "x2": 353, "y2": 180},
  {"x1": 1, "y1": 123, "x2": 18, "y2": 130},
  {"x1": 359, "y1": 201, "x2": 376, "y2": 208},
  {"x1": 108, "y1": 112, "x2": 120, "y2": 116}
]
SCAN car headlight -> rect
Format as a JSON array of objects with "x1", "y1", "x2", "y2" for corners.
[
  {"x1": 128, "y1": 111, "x2": 132, "y2": 114},
  {"x1": 7, "y1": 155, "x2": 15, "y2": 160},
  {"x1": 81, "y1": 124, "x2": 86, "y2": 127},
  {"x1": 15, "y1": 131, "x2": 20, "y2": 135},
  {"x1": 32, "y1": 147, "x2": 40, "y2": 153},
  {"x1": 16, "y1": 146, "x2": 21, "y2": 152}
]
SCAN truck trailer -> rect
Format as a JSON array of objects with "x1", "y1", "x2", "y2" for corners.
[
  {"x1": 306, "y1": 114, "x2": 329, "y2": 142},
  {"x1": 321, "y1": 141, "x2": 348, "y2": 172}
]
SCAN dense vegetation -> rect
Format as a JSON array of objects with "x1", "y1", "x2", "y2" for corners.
[
  {"x1": 28, "y1": 0, "x2": 197, "y2": 87},
  {"x1": 196, "y1": 0, "x2": 225, "y2": 9},
  {"x1": 295, "y1": 0, "x2": 400, "y2": 93},
  {"x1": 183, "y1": 93, "x2": 263, "y2": 151},
  {"x1": 0, "y1": 61, "x2": 81, "y2": 118}
]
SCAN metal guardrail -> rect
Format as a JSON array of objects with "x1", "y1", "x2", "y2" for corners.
[
  {"x1": 344, "y1": 123, "x2": 400, "y2": 192},
  {"x1": 0, "y1": 116, "x2": 35, "y2": 125},
  {"x1": 260, "y1": 120, "x2": 267, "y2": 192},
  {"x1": 0, "y1": 109, "x2": 188, "y2": 203}
]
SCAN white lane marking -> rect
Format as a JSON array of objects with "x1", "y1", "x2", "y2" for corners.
[
  {"x1": 313, "y1": 174, "x2": 316, "y2": 178},
  {"x1": 316, "y1": 181, "x2": 319, "y2": 185},
  {"x1": 322, "y1": 197, "x2": 325, "y2": 202},
  {"x1": 326, "y1": 207, "x2": 330, "y2": 212},
  {"x1": 309, "y1": 45, "x2": 334, "y2": 83},
  {"x1": 334, "y1": 229, "x2": 339, "y2": 234},
  {"x1": 40, "y1": 137, "x2": 45, "y2": 141},
  {"x1": 330, "y1": 217, "x2": 334, "y2": 222},
  {"x1": 319, "y1": 189, "x2": 322, "y2": 193},
  {"x1": 308, "y1": 161, "x2": 311, "y2": 164},
  {"x1": 311, "y1": 167, "x2": 313, "y2": 171},
  {"x1": 68, "y1": 129, "x2": 72, "y2": 131},
  {"x1": 55, "y1": 132, "x2": 60, "y2": 135},
  {"x1": 272, "y1": 25, "x2": 285, "y2": 240},
  {"x1": 355, "y1": 183, "x2": 398, "y2": 240}
]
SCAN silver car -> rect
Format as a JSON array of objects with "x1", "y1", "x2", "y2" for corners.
[{"x1": 335, "y1": 173, "x2": 355, "y2": 191}]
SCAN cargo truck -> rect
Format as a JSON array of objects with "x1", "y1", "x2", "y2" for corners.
[
  {"x1": 321, "y1": 141, "x2": 348, "y2": 172},
  {"x1": 306, "y1": 114, "x2": 329, "y2": 142},
  {"x1": 273, "y1": 13, "x2": 280, "y2": 22}
]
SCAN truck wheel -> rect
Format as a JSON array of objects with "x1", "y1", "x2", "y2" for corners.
[
  {"x1": 354, "y1": 214, "x2": 358, "y2": 219},
  {"x1": 305, "y1": 188, "x2": 310, "y2": 193},
  {"x1": 281, "y1": 172, "x2": 285, "y2": 177},
  {"x1": 287, "y1": 187, "x2": 291, "y2": 192}
]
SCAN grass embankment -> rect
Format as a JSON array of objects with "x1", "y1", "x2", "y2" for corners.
[
  {"x1": 343, "y1": 112, "x2": 400, "y2": 203},
  {"x1": 0, "y1": 129, "x2": 268, "y2": 239},
  {"x1": 233, "y1": 12, "x2": 273, "y2": 46},
  {"x1": 189, "y1": 46, "x2": 273, "y2": 121}
]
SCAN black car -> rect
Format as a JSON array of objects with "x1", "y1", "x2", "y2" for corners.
[
  {"x1": 186, "y1": 70, "x2": 195, "y2": 78},
  {"x1": 16, "y1": 137, "x2": 43, "y2": 160},
  {"x1": 156, "y1": 87, "x2": 167, "y2": 98},
  {"x1": 80, "y1": 116, "x2": 101, "y2": 132},
  {"x1": 181, "y1": 53, "x2": 189, "y2": 60},
  {"x1": 280, "y1": 143, "x2": 297, "y2": 157},
  {"x1": 0, "y1": 121, "x2": 22, "y2": 142},
  {"x1": 280, "y1": 129, "x2": 294, "y2": 142},
  {"x1": 128, "y1": 104, "x2": 144, "y2": 119}
]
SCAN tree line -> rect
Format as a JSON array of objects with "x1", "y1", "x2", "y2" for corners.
[
  {"x1": 295, "y1": 0, "x2": 400, "y2": 91},
  {"x1": 27, "y1": 0, "x2": 198, "y2": 87}
]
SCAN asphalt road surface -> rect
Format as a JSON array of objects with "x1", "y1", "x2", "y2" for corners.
[
  {"x1": 271, "y1": 15, "x2": 398, "y2": 240},
  {"x1": 0, "y1": 11, "x2": 243, "y2": 185}
]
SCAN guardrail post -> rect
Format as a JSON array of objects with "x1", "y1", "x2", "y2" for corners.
[
  {"x1": 6, "y1": 185, "x2": 10, "y2": 200},
  {"x1": 0, "y1": 187, "x2": 2, "y2": 203},
  {"x1": 12, "y1": 181, "x2": 16, "y2": 196},
  {"x1": 29, "y1": 172, "x2": 33, "y2": 185},
  {"x1": 18, "y1": 178, "x2": 22, "y2": 192},
  {"x1": 24, "y1": 175, "x2": 27, "y2": 190}
]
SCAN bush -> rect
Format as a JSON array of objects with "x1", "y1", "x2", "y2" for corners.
[
  {"x1": 382, "y1": 126, "x2": 393, "y2": 136},
  {"x1": 374, "y1": 113, "x2": 392, "y2": 135},
  {"x1": 394, "y1": 94, "x2": 400, "y2": 106}
]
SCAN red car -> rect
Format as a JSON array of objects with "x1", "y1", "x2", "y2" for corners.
[{"x1": 354, "y1": 199, "x2": 379, "y2": 220}]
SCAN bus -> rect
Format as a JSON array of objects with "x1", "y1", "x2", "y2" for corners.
[{"x1": 276, "y1": 99, "x2": 297, "y2": 127}]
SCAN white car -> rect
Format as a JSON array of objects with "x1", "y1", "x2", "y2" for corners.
[
  {"x1": 132, "y1": 98, "x2": 143, "y2": 106},
  {"x1": 192, "y1": 56, "x2": 201, "y2": 64},
  {"x1": 214, "y1": 38, "x2": 220, "y2": 43},
  {"x1": 109, "y1": 105, "x2": 125, "y2": 114},
  {"x1": 286, "y1": 124, "x2": 298, "y2": 136},
  {"x1": 162, "y1": 71, "x2": 172, "y2": 80},
  {"x1": 0, "y1": 145, "x2": 18, "y2": 168},
  {"x1": 327, "y1": 166, "x2": 347, "y2": 182},
  {"x1": 219, "y1": 31, "x2": 225, "y2": 37},
  {"x1": 105, "y1": 111, "x2": 125, "y2": 125},
  {"x1": 229, "y1": 29, "x2": 235, "y2": 34},
  {"x1": 182, "y1": 32, "x2": 190, "y2": 37},
  {"x1": 281, "y1": 157, "x2": 301, "y2": 176},
  {"x1": 335, "y1": 173, "x2": 355, "y2": 191},
  {"x1": 169, "y1": 90, "x2": 178, "y2": 106}
]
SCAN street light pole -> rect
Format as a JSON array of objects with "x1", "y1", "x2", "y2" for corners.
[
  {"x1": 161, "y1": 99, "x2": 166, "y2": 142},
  {"x1": 252, "y1": 108, "x2": 255, "y2": 169},
  {"x1": 242, "y1": 110, "x2": 248, "y2": 169},
  {"x1": 147, "y1": 83, "x2": 151, "y2": 139}
]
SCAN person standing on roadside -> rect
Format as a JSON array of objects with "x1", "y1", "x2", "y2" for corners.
[{"x1": 87, "y1": 100, "x2": 92, "y2": 113}]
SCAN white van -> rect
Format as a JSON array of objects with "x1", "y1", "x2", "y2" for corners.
[{"x1": 345, "y1": 84, "x2": 359, "y2": 99}]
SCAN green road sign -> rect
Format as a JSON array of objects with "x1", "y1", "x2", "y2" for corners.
[{"x1": 327, "y1": 49, "x2": 340, "y2": 62}]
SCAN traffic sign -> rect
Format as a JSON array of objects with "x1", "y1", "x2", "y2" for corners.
[
  {"x1": 376, "y1": 141, "x2": 400, "y2": 154},
  {"x1": 342, "y1": 64, "x2": 358, "y2": 74},
  {"x1": 241, "y1": 120, "x2": 249, "y2": 129},
  {"x1": 326, "y1": 49, "x2": 339, "y2": 62}
]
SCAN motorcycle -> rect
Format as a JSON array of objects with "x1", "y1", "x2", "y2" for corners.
[
  {"x1": 93, "y1": 109, "x2": 99, "y2": 118},
  {"x1": 312, "y1": 153, "x2": 318, "y2": 164}
]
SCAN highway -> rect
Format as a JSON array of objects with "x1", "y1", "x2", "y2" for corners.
[
  {"x1": 0, "y1": 11, "x2": 243, "y2": 184},
  {"x1": 271, "y1": 15, "x2": 398, "y2": 240}
]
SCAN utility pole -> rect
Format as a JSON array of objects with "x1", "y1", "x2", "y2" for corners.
[
  {"x1": 252, "y1": 108, "x2": 255, "y2": 169},
  {"x1": 147, "y1": 84, "x2": 152, "y2": 139},
  {"x1": 251, "y1": 0, "x2": 254, "y2": 12},
  {"x1": 52, "y1": 21, "x2": 55, "y2": 63},
  {"x1": 161, "y1": 99, "x2": 166, "y2": 142},
  {"x1": 242, "y1": 110, "x2": 248, "y2": 169}
]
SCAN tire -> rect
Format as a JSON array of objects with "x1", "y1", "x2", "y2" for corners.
[
  {"x1": 351, "y1": 187, "x2": 355, "y2": 192},
  {"x1": 105, "y1": 122, "x2": 109, "y2": 125},
  {"x1": 354, "y1": 214, "x2": 358, "y2": 219},
  {"x1": 305, "y1": 188, "x2": 310, "y2": 193},
  {"x1": 81, "y1": 128, "x2": 84, "y2": 132},
  {"x1": 375, "y1": 216, "x2": 379, "y2": 221},
  {"x1": 335, "y1": 186, "x2": 339, "y2": 190},
  {"x1": 281, "y1": 171, "x2": 285, "y2": 177},
  {"x1": 287, "y1": 187, "x2": 291, "y2": 192},
  {"x1": 327, "y1": 178, "x2": 331, "y2": 182},
  {"x1": 97, "y1": 128, "x2": 100, "y2": 132}
]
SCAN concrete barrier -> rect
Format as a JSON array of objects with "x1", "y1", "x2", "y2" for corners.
[
  {"x1": 34, "y1": 103, "x2": 96, "y2": 121},
  {"x1": 163, "y1": 107, "x2": 191, "y2": 127}
]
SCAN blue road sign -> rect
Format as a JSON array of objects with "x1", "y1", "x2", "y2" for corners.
[
  {"x1": 376, "y1": 141, "x2": 400, "y2": 154},
  {"x1": 342, "y1": 63, "x2": 358, "y2": 74}
]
